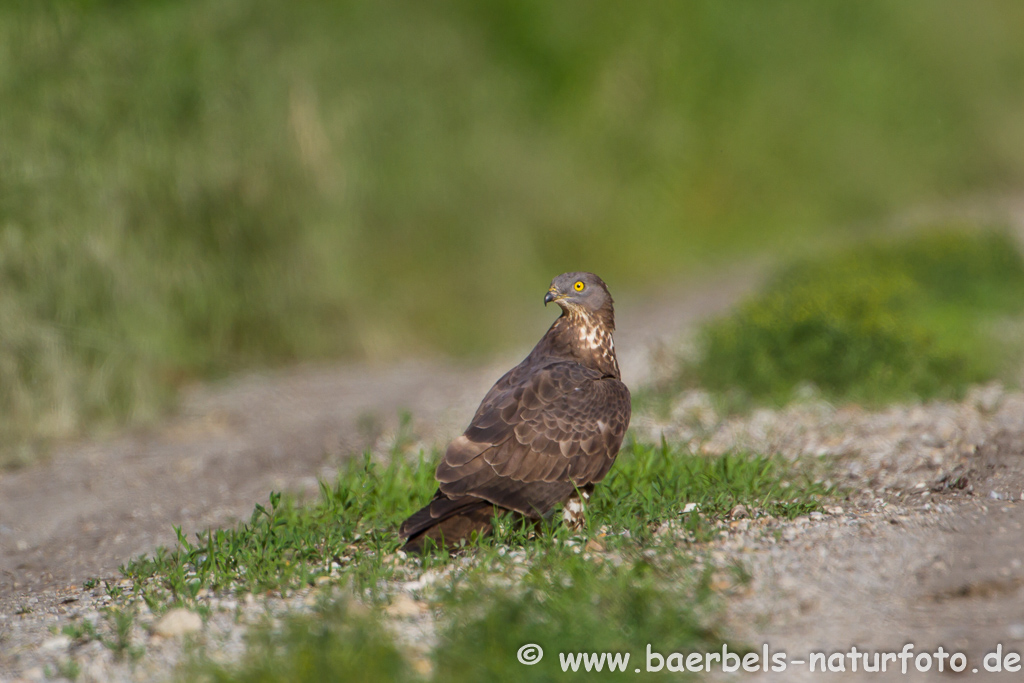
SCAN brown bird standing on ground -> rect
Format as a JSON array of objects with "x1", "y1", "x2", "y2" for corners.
[{"x1": 399, "y1": 272, "x2": 631, "y2": 552}]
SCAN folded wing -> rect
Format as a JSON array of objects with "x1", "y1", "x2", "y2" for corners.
[{"x1": 434, "y1": 360, "x2": 631, "y2": 517}]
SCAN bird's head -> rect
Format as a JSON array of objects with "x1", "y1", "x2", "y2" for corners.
[{"x1": 544, "y1": 272, "x2": 614, "y2": 322}]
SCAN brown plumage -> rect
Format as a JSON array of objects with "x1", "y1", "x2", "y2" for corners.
[{"x1": 399, "y1": 272, "x2": 631, "y2": 552}]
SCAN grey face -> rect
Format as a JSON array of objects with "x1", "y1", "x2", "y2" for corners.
[{"x1": 543, "y1": 271, "x2": 611, "y2": 312}]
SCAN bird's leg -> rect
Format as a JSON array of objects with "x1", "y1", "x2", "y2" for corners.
[{"x1": 562, "y1": 487, "x2": 592, "y2": 533}]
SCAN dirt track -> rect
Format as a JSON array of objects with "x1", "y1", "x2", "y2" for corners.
[
  {"x1": 0, "y1": 268, "x2": 757, "y2": 606},
  {"x1": 724, "y1": 433, "x2": 1024, "y2": 682},
  {"x1": 3, "y1": 246, "x2": 1024, "y2": 681}
]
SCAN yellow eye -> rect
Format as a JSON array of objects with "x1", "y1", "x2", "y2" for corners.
[{"x1": 573, "y1": 281, "x2": 585, "y2": 292}]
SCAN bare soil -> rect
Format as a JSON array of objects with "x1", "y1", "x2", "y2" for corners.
[{"x1": 723, "y1": 437, "x2": 1024, "y2": 682}]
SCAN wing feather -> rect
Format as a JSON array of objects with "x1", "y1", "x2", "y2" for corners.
[{"x1": 435, "y1": 359, "x2": 630, "y2": 518}]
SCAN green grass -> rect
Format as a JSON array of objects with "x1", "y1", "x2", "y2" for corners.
[
  {"x1": 143, "y1": 434, "x2": 820, "y2": 682},
  {"x1": 182, "y1": 553, "x2": 725, "y2": 683},
  {"x1": 57, "y1": 608, "x2": 144, "y2": 663},
  {"x1": 431, "y1": 552, "x2": 725, "y2": 683},
  {"x1": 653, "y1": 229, "x2": 1024, "y2": 410},
  {"x1": 118, "y1": 438, "x2": 829, "y2": 611},
  {"x1": 119, "y1": 451, "x2": 437, "y2": 605},
  {"x1": 5, "y1": 0, "x2": 1024, "y2": 464},
  {"x1": 594, "y1": 439, "x2": 827, "y2": 536},
  {"x1": 183, "y1": 600, "x2": 414, "y2": 683}
]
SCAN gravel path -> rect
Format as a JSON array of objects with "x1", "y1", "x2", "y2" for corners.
[
  {"x1": 0, "y1": 268, "x2": 755, "y2": 680},
  {"x1": 3, "y1": 254, "x2": 1024, "y2": 681},
  {"x1": 6, "y1": 382, "x2": 1024, "y2": 682}
]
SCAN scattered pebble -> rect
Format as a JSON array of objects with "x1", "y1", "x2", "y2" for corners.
[
  {"x1": 38, "y1": 635, "x2": 71, "y2": 652},
  {"x1": 634, "y1": 382, "x2": 1020, "y2": 494},
  {"x1": 385, "y1": 594, "x2": 425, "y2": 619},
  {"x1": 6, "y1": 382, "x2": 1024, "y2": 681},
  {"x1": 152, "y1": 608, "x2": 203, "y2": 638}
]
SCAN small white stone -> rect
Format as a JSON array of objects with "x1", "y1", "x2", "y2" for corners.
[
  {"x1": 39, "y1": 635, "x2": 72, "y2": 652},
  {"x1": 152, "y1": 608, "x2": 202, "y2": 638},
  {"x1": 682, "y1": 503, "x2": 699, "y2": 513},
  {"x1": 778, "y1": 575, "x2": 799, "y2": 591}
]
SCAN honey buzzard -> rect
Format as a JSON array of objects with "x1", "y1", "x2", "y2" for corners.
[{"x1": 399, "y1": 272, "x2": 631, "y2": 552}]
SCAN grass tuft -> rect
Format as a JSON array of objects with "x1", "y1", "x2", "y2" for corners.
[
  {"x1": 182, "y1": 600, "x2": 414, "y2": 683},
  {"x1": 120, "y1": 439, "x2": 828, "y2": 609},
  {"x1": 121, "y1": 451, "x2": 439, "y2": 604},
  {"x1": 596, "y1": 440, "x2": 828, "y2": 542},
  {"x1": 668, "y1": 228, "x2": 1024, "y2": 408},
  {"x1": 433, "y1": 551, "x2": 723, "y2": 682},
  {"x1": 97, "y1": 428, "x2": 833, "y2": 681}
]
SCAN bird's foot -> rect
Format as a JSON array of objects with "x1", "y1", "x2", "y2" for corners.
[{"x1": 562, "y1": 489, "x2": 590, "y2": 532}]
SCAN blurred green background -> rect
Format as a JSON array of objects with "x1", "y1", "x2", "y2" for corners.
[{"x1": 3, "y1": 0, "x2": 1024, "y2": 463}]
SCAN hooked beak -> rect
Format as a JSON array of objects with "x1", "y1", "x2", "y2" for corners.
[{"x1": 544, "y1": 291, "x2": 556, "y2": 306}]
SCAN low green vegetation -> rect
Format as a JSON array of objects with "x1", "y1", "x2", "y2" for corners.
[
  {"x1": 658, "y1": 229, "x2": 1024, "y2": 409},
  {"x1": 135, "y1": 434, "x2": 819, "y2": 682},
  {"x1": 110, "y1": 434, "x2": 830, "y2": 678},
  {"x1": 5, "y1": 1, "x2": 1024, "y2": 464},
  {"x1": 594, "y1": 440, "x2": 826, "y2": 533},
  {"x1": 189, "y1": 550, "x2": 728, "y2": 683},
  {"x1": 184, "y1": 601, "x2": 413, "y2": 683},
  {"x1": 432, "y1": 552, "x2": 725, "y2": 683},
  {"x1": 119, "y1": 440, "x2": 829, "y2": 608},
  {"x1": 120, "y1": 451, "x2": 438, "y2": 604},
  {"x1": 58, "y1": 608, "x2": 143, "y2": 663}
]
